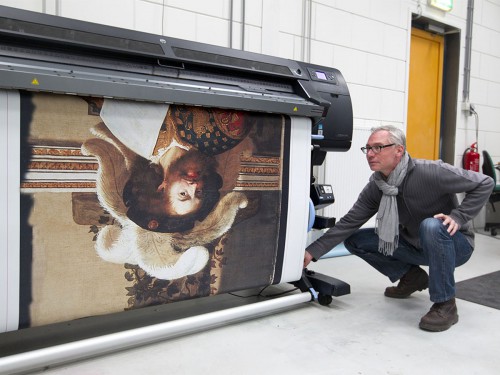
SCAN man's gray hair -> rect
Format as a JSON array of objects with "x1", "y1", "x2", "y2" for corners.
[{"x1": 371, "y1": 125, "x2": 406, "y2": 149}]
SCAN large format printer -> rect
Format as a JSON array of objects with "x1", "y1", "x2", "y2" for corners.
[{"x1": 0, "y1": 5, "x2": 353, "y2": 372}]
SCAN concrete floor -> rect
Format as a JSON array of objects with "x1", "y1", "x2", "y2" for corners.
[{"x1": 20, "y1": 231, "x2": 500, "y2": 374}]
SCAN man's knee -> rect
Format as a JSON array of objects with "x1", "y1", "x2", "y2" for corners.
[
  {"x1": 343, "y1": 235, "x2": 356, "y2": 254},
  {"x1": 344, "y1": 232, "x2": 362, "y2": 254},
  {"x1": 344, "y1": 229, "x2": 377, "y2": 255},
  {"x1": 419, "y1": 217, "x2": 448, "y2": 240}
]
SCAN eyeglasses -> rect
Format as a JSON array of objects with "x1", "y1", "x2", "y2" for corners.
[{"x1": 360, "y1": 143, "x2": 396, "y2": 154}]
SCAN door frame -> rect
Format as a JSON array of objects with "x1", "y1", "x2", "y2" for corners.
[
  {"x1": 407, "y1": 27, "x2": 444, "y2": 160},
  {"x1": 408, "y1": 15, "x2": 460, "y2": 164}
]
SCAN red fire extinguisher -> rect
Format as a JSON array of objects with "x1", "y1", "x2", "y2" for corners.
[{"x1": 462, "y1": 142, "x2": 480, "y2": 172}]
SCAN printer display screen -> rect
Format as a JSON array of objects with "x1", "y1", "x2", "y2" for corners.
[{"x1": 315, "y1": 71, "x2": 327, "y2": 80}]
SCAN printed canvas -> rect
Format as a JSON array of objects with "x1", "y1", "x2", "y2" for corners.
[{"x1": 18, "y1": 92, "x2": 291, "y2": 328}]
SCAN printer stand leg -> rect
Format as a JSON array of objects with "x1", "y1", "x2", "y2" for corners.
[{"x1": 293, "y1": 269, "x2": 351, "y2": 306}]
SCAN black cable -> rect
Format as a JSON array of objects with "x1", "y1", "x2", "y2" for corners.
[
  {"x1": 260, "y1": 287, "x2": 299, "y2": 298},
  {"x1": 228, "y1": 286, "x2": 299, "y2": 299},
  {"x1": 228, "y1": 285, "x2": 269, "y2": 298}
]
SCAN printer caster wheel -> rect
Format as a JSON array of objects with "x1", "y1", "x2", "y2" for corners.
[{"x1": 318, "y1": 294, "x2": 333, "y2": 306}]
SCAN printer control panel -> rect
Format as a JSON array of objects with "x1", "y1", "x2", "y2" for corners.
[
  {"x1": 307, "y1": 68, "x2": 337, "y2": 84},
  {"x1": 310, "y1": 183, "x2": 335, "y2": 209}
]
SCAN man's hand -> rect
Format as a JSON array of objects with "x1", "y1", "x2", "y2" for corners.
[
  {"x1": 303, "y1": 251, "x2": 314, "y2": 268},
  {"x1": 434, "y1": 213, "x2": 460, "y2": 236}
]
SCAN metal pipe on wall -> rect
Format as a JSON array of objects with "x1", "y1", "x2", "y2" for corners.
[
  {"x1": 241, "y1": 0, "x2": 246, "y2": 50},
  {"x1": 229, "y1": 0, "x2": 234, "y2": 48},
  {"x1": 0, "y1": 292, "x2": 312, "y2": 374},
  {"x1": 301, "y1": 0, "x2": 312, "y2": 63},
  {"x1": 41, "y1": 0, "x2": 61, "y2": 16},
  {"x1": 462, "y1": 0, "x2": 474, "y2": 103},
  {"x1": 229, "y1": 0, "x2": 245, "y2": 50}
]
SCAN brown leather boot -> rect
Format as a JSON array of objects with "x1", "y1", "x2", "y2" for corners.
[
  {"x1": 419, "y1": 298, "x2": 459, "y2": 332},
  {"x1": 384, "y1": 266, "x2": 429, "y2": 298}
]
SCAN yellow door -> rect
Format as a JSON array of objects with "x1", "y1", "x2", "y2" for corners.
[{"x1": 406, "y1": 28, "x2": 444, "y2": 160}]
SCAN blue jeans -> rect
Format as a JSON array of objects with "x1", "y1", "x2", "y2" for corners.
[{"x1": 344, "y1": 218, "x2": 474, "y2": 303}]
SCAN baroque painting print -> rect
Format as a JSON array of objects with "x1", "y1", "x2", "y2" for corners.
[{"x1": 17, "y1": 92, "x2": 292, "y2": 328}]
